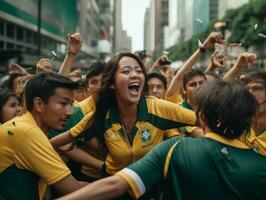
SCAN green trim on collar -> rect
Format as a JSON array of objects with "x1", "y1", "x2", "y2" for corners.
[
  {"x1": 108, "y1": 96, "x2": 148, "y2": 124},
  {"x1": 179, "y1": 100, "x2": 193, "y2": 111},
  {"x1": 137, "y1": 97, "x2": 149, "y2": 121}
]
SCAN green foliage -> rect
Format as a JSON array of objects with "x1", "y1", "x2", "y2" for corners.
[{"x1": 168, "y1": 0, "x2": 266, "y2": 61}]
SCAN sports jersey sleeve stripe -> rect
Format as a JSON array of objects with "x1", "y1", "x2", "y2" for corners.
[
  {"x1": 163, "y1": 141, "x2": 180, "y2": 178},
  {"x1": 117, "y1": 168, "x2": 146, "y2": 199}
]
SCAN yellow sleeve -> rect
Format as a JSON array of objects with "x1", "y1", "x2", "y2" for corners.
[
  {"x1": 164, "y1": 128, "x2": 184, "y2": 138},
  {"x1": 165, "y1": 91, "x2": 183, "y2": 104},
  {"x1": 70, "y1": 111, "x2": 94, "y2": 137},
  {"x1": 15, "y1": 127, "x2": 71, "y2": 185},
  {"x1": 149, "y1": 98, "x2": 196, "y2": 126},
  {"x1": 77, "y1": 96, "x2": 95, "y2": 115}
]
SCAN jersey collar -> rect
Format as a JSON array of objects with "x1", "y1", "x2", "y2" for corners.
[{"x1": 205, "y1": 132, "x2": 250, "y2": 149}]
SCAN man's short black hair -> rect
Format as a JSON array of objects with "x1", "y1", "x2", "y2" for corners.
[
  {"x1": 24, "y1": 72, "x2": 79, "y2": 111},
  {"x1": 147, "y1": 71, "x2": 167, "y2": 89},
  {"x1": 241, "y1": 71, "x2": 266, "y2": 86},
  {"x1": 194, "y1": 79, "x2": 257, "y2": 139},
  {"x1": 86, "y1": 62, "x2": 105, "y2": 82},
  {"x1": 183, "y1": 69, "x2": 206, "y2": 89}
]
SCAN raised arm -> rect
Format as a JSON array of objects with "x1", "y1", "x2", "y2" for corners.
[
  {"x1": 58, "y1": 33, "x2": 83, "y2": 76},
  {"x1": 223, "y1": 53, "x2": 256, "y2": 80},
  {"x1": 205, "y1": 51, "x2": 224, "y2": 72},
  {"x1": 166, "y1": 32, "x2": 224, "y2": 97}
]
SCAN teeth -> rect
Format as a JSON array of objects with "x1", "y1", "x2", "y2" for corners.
[{"x1": 129, "y1": 82, "x2": 140, "y2": 87}]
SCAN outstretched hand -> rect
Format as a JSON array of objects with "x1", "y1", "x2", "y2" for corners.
[
  {"x1": 68, "y1": 32, "x2": 83, "y2": 55},
  {"x1": 235, "y1": 52, "x2": 256, "y2": 68}
]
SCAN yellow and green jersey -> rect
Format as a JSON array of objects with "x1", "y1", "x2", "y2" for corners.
[
  {"x1": 70, "y1": 96, "x2": 196, "y2": 175},
  {"x1": 241, "y1": 128, "x2": 266, "y2": 156},
  {"x1": 117, "y1": 132, "x2": 266, "y2": 199},
  {"x1": 48, "y1": 96, "x2": 104, "y2": 179},
  {"x1": 0, "y1": 112, "x2": 70, "y2": 200},
  {"x1": 178, "y1": 99, "x2": 199, "y2": 134}
]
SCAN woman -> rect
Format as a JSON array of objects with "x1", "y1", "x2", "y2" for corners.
[
  {"x1": 51, "y1": 52, "x2": 196, "y2": 198},
  {"x1": 57, "y1": 80, "x2": 265, "y2": 200},
  {"x1": 0, "y1": 89, "x2": 22, "y2": 124}
]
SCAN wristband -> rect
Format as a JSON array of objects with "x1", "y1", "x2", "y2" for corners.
[{"x1": 67, "y1": 52, "x2": 76, "y2": 56}]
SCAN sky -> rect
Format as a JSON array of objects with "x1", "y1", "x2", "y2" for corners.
[{"x1": 122, "y1": 0, "x2": 151, "y2": 51}]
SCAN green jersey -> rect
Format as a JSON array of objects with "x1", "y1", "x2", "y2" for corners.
[{"x1": 117, "y1": 134, "x2": 266, "y2": 200}]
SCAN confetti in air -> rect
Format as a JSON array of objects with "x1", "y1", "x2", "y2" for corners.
[
  {"x1": 196, "y1": 18, "x2": 203, "y2": 24},
  {"x1": 52, "y1": 51, "x2": 57, "y2": 57},
  {"x1": 197, "y1": 39, "x2": 203, "y2": 47},
  {"x1": 254, "y1": 24, "x2": 258, "y2": 30},
  {"x1": 49, "y1": 51, "x2": 57, "y2": 63},
  {"x1": 258, "y1": 33, "x2": 266, "y2": 39},
  {"x1": 162, "y1": 51, "x2": 169, "y2": 55}
]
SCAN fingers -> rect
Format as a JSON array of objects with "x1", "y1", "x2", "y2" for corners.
[
  {"x1": 210, "y1": 32, "x2": 224, "y2": 44},
  {"x1": 68, "y1": 32, "x2": 83, "y2": 43},
  {"x1": 241, "y1": 53, "x2": 256, "y2": 64}
]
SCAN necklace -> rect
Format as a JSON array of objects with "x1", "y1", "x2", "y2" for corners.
[{"x1": 121, "y1": 114, "x2": 137, "y2": 134}]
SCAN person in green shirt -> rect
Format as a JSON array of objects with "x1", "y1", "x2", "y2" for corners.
[{"x1": 57, "y1": 79, "x2": 266, "y2": 200}]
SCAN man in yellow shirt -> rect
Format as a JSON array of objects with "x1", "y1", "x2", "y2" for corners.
[
  {"x1": 241, "y1": 71, "x2": 266, "y2": 155},
  {"x1": 0, "y1": 72, "x2": 85, "y2": 200}
]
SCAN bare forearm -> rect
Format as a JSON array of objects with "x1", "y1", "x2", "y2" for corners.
[
  {"x1": 50, "y1": 131, "x2": 74, "y2": 147},
  {"x1": 223, "y1": 64, "x2": 241, "y2": 80},
  {"x1": 167, "y1": 49, "x2": 202, "y2": 96},
  {"x1": 205, "y1": 61, "x2": 215, "y2": 72},
  {"x1": 56, "y1": 175, "x2": 129, "y2": 200},
  {"x1": 58, "y1": 54, "x2": 75, "y2": 76},
  {"x1": 63, "y1": 148, "x2": 104, "y2": 169}
]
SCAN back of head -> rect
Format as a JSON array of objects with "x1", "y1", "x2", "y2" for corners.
[
  {"x1": 241, "y1": 71, "x2": 266, "y2": 86},
  {"x1": 194, "y1": 80, "x2": 257, "y2": 139},
  {"x1": 24, "y1": 72, "x2": 78, "y2": 111}
]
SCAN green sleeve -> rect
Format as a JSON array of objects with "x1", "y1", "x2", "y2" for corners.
[{"x1": 118, "y1": 137, "x2": 180, "y2": 197}]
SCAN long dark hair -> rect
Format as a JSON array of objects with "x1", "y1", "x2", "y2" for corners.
[{"x1": 84, "y1": 52, "x2": 148, "y2": 147}]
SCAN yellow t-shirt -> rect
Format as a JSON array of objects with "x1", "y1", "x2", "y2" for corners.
[
  {"x1": 165, "y1": 91, "x2": 183, "y2": 104},
  {"x1": 0, "y1": 112, "x2": 71, "y2": 200},
  {"x1": 241, "y1": 129, "x2": 266, "y2": 156},
  {"x1": 70, "y1": 97, "x2": 196, "y2": 175},
  {"x1": 76, "y1": 95, "x2": 96, "y2": 115}
]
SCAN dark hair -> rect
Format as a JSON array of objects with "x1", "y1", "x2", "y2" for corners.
[
  {"x1": 24, "y1": 72, "x2": 79, "y2": 111},
  {"x1": 241, "y1": 71, "x2": 266, "y2": 86},
  {"x1": 84, "y1": 52, "x2": 148, "y2": 145},
  {"x1": 183, "y1": 69, "x2": 206, "y2": 89},
  {"x1": 205, "y1": 72, "x2": 221, "y2": 81},
  {"x1": 86, "y1": 62, "x2": 105, "y2": 82},
  {"x1": 7, "y1": 73, "x2": 24, "y2": 91},
  {"x1": 0, "y1": 89, "x2": 19, "y2": 123},
  {"x1": 194, "y1": 80, "x2": 258, "y2": 139},
  {"x1": 147, "y1": 71, "x2": 167, "y2": 89}
]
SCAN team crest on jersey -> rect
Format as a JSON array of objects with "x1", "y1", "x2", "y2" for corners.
[{"x1": 139, "y1": 127, "x2": 152, "y2": 145}]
